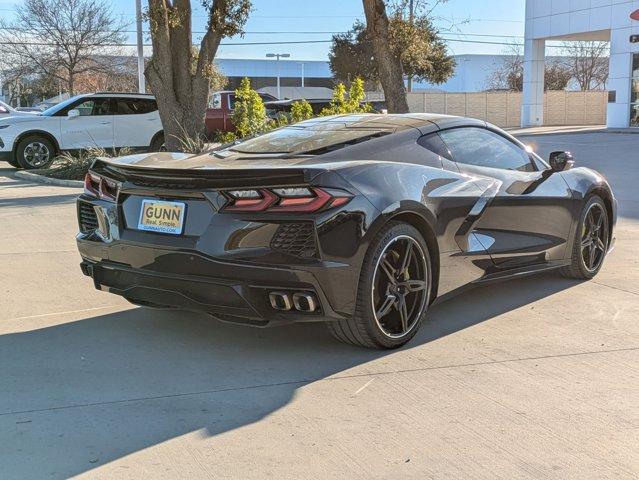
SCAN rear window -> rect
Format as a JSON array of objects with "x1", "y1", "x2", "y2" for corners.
[{"x1": 229, "y1": 125, "x2": 390, "y2": 155}]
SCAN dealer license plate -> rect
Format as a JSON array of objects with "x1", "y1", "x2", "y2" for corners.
[{"x1": 137, "y1": 199, "x2": 186, "y2": 235}]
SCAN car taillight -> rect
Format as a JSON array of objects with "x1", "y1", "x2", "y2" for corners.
[
  {"x1": 223, "y1": 187, "x2": 352, "y2": 213},
  {"x1": 84, "y1": 172, "x2": 119, "y2": 201}
]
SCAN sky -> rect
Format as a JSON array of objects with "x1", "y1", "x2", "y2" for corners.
[{"x1": 0, "y1": 0, "x2": 529, "y2": 60}]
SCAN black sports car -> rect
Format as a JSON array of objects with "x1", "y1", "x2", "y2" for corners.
[{"x1": 76, "y1": 114, "x2": 617, "y2": 349}]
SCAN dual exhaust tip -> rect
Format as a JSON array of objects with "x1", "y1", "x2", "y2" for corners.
[{"x1": 269, "y1": 291, "x2": 318, "y2": 313}]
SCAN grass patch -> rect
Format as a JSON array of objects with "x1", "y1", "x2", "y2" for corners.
[
  {"x1": 32, "y1": 156, "x2": 92, "y2": 181},
  {"x1": 31, "y1": 138, "x2": 220, "y2": 181},
  {"x1": 32, "y1": 148, "x2": 133, "y2": 181}
]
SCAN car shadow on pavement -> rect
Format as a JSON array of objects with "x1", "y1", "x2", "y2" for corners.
[{"x1": 0, "y1": 273, "x2": 579, "y2": 479}]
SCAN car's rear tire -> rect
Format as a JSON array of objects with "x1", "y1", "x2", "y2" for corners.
[
  {"x1": 149, "y1": 132, "x2": 166, "y2": 152},
  {"x1": 560, "y1": 195, "x2": 609, "y2": 280},
  {"x1": 15, "y1": 135, "x2": 55, "y2": 169},
  {"x1": 327, "y1": 221, "x2": 432, "y2": 349}
]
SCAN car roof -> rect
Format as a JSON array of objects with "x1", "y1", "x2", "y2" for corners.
[
  {"x1": 212, "y1": 90, "x2": 268, "y2": 95},
  {"x1": 85, "y1": 92, "x2": 156, "y2": 99},
  {"x1": 265, "y1": 98, "x2": 330, "y2": 106}
]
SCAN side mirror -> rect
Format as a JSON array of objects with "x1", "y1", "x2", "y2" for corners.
[
  {"x1": 549, "y1": 151, "x2": 574, "y2": 172},
  {"x1": 67, "y1": 109, "x2": 80, "y2": 119}
]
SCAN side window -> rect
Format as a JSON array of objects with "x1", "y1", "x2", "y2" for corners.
[
  {"x1": 228, "y1": 94, "x2": 236, "y2": 110},
  {"x1": 115, "y1": 98, "x2": 157, "y2": 115},
  {"x1": 72, "y1": 99, "x2": 111, "y2": 116},
  {"x1": 75, "y1": 100, "x2": 95, "y2": 116},
  {"x1": 439, "y1": 127, "x2": 534, "y2": 172},
  {"x1": 418, "y1": 133, "x2": 453, "y2": 160},
  {"x1": 137, "y1": 99, "x2": 157, "y2": 114},
  {"x1": 209, "y1": 93, "x2": 222, "y2": 109}
]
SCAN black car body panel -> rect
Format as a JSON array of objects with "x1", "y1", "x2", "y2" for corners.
[{"x1": 76, "y1": 114, "x2": 617, "y2": 327}]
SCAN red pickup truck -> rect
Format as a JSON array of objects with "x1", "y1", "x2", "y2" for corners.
[{"x1": 206, "y1": 90, "x2": 277, "y2": 135}]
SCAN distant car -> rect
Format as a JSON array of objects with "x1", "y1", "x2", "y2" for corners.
[
  {"x1": 0, "y1": 93, "x2": 164, "y2": 169},
  {"x1": 206, "y1": 90, "x2": 277, "y2": 135},
  {"x1": 264, "y1": 98, "x2": 332, "y2": 118},
  {"x1": 0, "y1": 101, "x2": 38, "y2": 118}
]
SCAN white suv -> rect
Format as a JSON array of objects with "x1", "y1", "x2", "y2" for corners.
[{"x1": 0, "y1": 93, "x2": 164, "y2": 169}]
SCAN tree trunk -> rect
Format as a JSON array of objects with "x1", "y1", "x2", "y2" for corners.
[
  {"x1": 146, "y1": 55, "x2": 209, "y2": 152},
  {"x1": 362, "y1": 0, "x2": 409, "y2": 113},
  {"x1": 146, "y1": 0, "x2": 221, "y2": 151}
]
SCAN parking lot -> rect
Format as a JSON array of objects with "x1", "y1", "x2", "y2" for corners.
[{"x1": 0, "y1": 130, "x2": 637, "y2": 479}]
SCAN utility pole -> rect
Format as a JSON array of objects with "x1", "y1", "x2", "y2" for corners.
[
  {"x1": 266, "y1": 53, "x2": 291, "y2": 99},
  {"x1": 407, "y1": 0, "x2": 414, "y2": 93},
  {"x1": 135, "y1": 0, "x2": 146, "y2": 93}
]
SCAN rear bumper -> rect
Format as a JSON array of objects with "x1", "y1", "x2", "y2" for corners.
[{"x1": 78, "y1": 239, "x2": 350, "y2": 327}]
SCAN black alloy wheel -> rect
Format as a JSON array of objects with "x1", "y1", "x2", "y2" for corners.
[
  {"x1": 372, "y1": 235, "x2": 429, "y2": 338},
  {"x1": 327, "y1": 222, "x2": 431, "y2": 349},
  {"x1": 561, "y1": 195, "x2": 609, "y2": 279},
  {"x1": 580, "y1": 201, "x2": 608, "y2": 273}
]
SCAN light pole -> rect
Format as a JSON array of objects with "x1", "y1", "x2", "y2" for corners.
[
  {"x1": 266, "y1": 53, "x2": 290, "y2": 99},
  {"x1": 135, "y1": 0, "x2": 145, "y2": 93},
  {"x1": 300, "y1": 62, "x2": 305, "y2": 87}
]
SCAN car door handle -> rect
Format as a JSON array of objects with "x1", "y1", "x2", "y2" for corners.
[{"x1": 100, "y1": 121, "x2": 111, "y2": 125}]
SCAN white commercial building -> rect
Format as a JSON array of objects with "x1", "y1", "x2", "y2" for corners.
[{"x1": 524, "y1": 0, "x2": 639, "y2": 128}]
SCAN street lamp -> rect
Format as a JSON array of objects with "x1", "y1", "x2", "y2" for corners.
[{"x1": 266, "y1": 53, "x2": 290, "y2": 99}]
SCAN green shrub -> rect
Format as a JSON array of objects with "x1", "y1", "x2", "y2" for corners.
[
  {"x1": 270, "y1": 112, "x2": 290, "y2": 129},
  {"x1": 290, "y1": 99, "x2": 314, "y2": 123},
  {"x1": 213, "y1": 131, "x2": 238, "y2": 144},
  {"x1": 231, "y1": 77, "x2": 268, "y2": 138},
  {"x1": 347, "y1": 77, "x2": 372, "y2": 113},
  {"x1": 321, "y1": 83, "x2": 348, "y2": 115},
  {"x1": 321, "y1": 77, "x2": 371, "y2": 116}
]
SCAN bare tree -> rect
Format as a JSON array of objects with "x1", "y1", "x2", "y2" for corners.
[
  {"x1": 0, "y1": 0, "x2": 127, "y2": 96},
  {"x1": 145, "y1": 0, "x2": 250, "y2": 151},
  {"x1": 1, "y1": 71, "x2": 59, "y2": 107},
  {"x1": 74, "y1": 57, "x2": 140, "y2": 93},
  {"x1": 487, "y1": 43, "x2": 571, "y2": 92},
  {"x1": 362, "y1": 0, "x2": 409, "y2": 113},
  {"x1": 562, "y1": 41, "x2": 609, "y2": 91}
]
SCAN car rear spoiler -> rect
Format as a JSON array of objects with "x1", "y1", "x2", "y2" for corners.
[{"x1": 91, "y1": 158, "x2": 327, "y2": 190}]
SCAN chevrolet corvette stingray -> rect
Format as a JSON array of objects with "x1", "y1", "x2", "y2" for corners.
[{"x1": 76, "y1": 114, "x2": 616, "y2": 349}]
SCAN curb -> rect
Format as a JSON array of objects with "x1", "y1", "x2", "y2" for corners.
[{"x1": 14, "y1": 170, "x2": 83, "y2": 188}]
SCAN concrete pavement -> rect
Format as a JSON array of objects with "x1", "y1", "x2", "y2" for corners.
[{"x1": 0, "y1": 131, "x2": 637, "y2": 479}]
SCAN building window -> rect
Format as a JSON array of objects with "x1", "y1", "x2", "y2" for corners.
[{"x1": 631, "y1": 54, "x2": 639, "y2": 127}]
